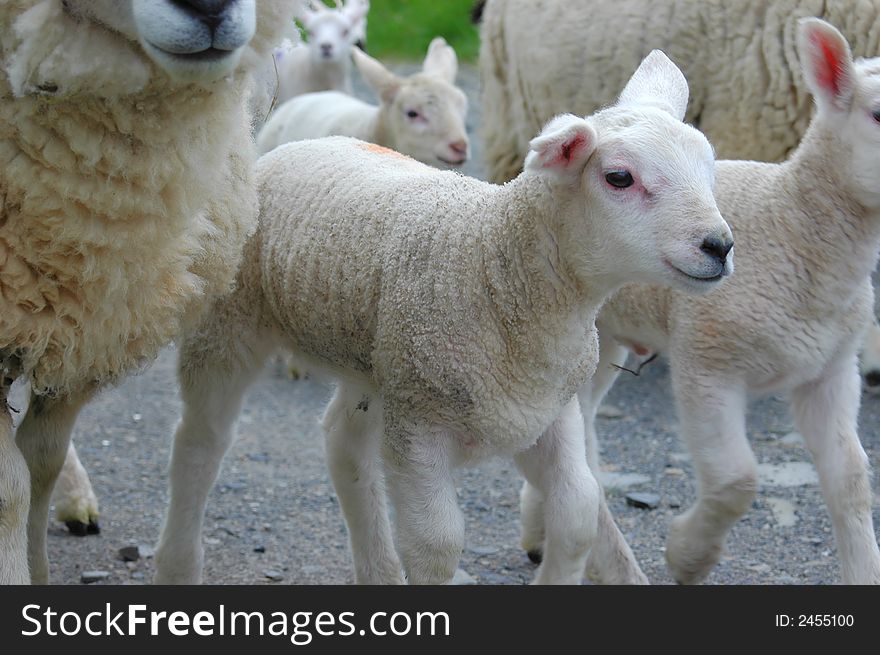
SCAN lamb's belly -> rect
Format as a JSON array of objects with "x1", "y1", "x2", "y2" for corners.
[{"x1": 745, "y1": 322, "x2": 858, "y2": 394}]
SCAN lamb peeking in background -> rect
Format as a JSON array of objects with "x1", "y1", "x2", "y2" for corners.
[
  {"x1": 258, "y1": 37, "x2": 470, "y2": 168},
  {"x1": 153, "y1": 50, "x2": 732, "y2": 585},
  {"x1": 273, "y1": 0, "x2": 370, "y2": 105}
]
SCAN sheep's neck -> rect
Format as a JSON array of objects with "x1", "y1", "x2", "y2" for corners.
[
  {"x1": 781, "y1": 123, "x2": 880, "y2": 313},
  {"x1": 482, "y1": 176, "x2": 605, "y2": 353}
]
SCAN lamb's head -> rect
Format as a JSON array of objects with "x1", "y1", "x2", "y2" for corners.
[
  {"x1": 797, "y1": 18, "x2": 880, "y2": 209},
  {"x1": 0, "y1": 0, "x2": 294, "y2": 98},
  {"x1": 524, "y1": 50, "x2": 733, "y2": 294},
  {"x1": 296, "y1": 0, "x2": 368, "y2": 65},
  {"x1": 354, "y1": 37, "x2": 470, "y2": 168}
]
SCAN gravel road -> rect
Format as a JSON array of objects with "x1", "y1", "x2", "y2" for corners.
[{"x1": 42, "y1": 62, "x2": 880, "y2": 585}]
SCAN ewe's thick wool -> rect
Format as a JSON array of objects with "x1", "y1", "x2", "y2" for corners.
[
  {"x1": 0, "y1": 0, "x2": 292, "y2": 394},
  {"x1": 479, "y1": 0, "x2": 880, "y2": 182}
]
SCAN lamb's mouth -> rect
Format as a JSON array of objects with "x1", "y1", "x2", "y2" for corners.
[
  {"x1": 437, "y1": 155, "x2": 466, "y2": 166},
  {"x1": 665, "y1": 259, "x2": 726, "y2": 283}
]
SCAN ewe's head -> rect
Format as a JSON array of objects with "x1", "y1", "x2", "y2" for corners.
[
  {"x1": 1, "y1": 0, "x2": 293, "y2": 97},
  {"x1": 354, "y1": 37, "x2": 470, "y2": 168},
  {"x1": 296, "y1": 0, "x2": 368, "y2": 65},
  {"x1": 524, "y1": 51, "x2": 733, "y2": 294},
  {"x1": 797, "y1": 18, "x2": 880, "y2": 209}
]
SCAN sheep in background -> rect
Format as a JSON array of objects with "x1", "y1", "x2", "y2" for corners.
[
  {"x1": 477, "y1": 0, "x2": 880, "y2": 388},
  {"x1": 153, "y1": 51, "x2": 733, "y2": 585},
  {"x1": 258, "y1": 37, "x2": 470, "y2": 167},
  {"x1": 0, "y1": 0, "x2": 294, "y2": 584},
  {"x1": 273, "y1": 0, "x2": 369, "y2": 105},
  {"x1": 524, "y1": 18, "x2": 880, "y2": 585}
]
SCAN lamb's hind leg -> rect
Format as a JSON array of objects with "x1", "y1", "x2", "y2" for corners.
[
  {"x1": 16, "y1": 389, "x2": 94, "y2": 584},
  {"x1": 0, "y1": 383, "x2": 29, "y2": 584},
  {"x1": 154, "y1": 292, "x2": 279, "y2": 584},
  {"x1": 666, "y1": 376, "x2": 756, "y2": 584},
  {"x1": 515, "y1": 396, "x2": 599, "y2": 584},
  {"x1": 323, "y1": 383, "x2": 403, "y2": 583},
  {"x1": 52, "y1": 442, "x2": 100, "y2": 536},
  {"x1": 791, "y1": 355, "x2": 880, "y2": 584}
]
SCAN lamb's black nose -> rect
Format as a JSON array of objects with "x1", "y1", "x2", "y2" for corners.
[{"x1": 700, "y1": 235, "x2": 733, "y2": 264}]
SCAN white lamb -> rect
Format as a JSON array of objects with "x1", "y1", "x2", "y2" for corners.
[
  {"x1": 478, "y1": 0, "x2": 880, "y2": 387},
  {"x1": 258, "y1": 37, "x2": 470, "y2": 167},
  {"x1": 152, "y1": 51, "x2": 734, "y2": 585},
  {"x1": 524, "y1": 18, "x2": 880, "y2": 585},
  {"x1": 0, "y1": 0, "x2": 293, "y2": 584},
  {"x1": 272, "y1": 0, "x2": 369, "y2": 105}
]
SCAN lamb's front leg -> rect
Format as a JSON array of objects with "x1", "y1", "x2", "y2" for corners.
[
  {"x1": 155, "y1": 293, "x2": 279, "y2": 584},
  {"x1": 858, "y1": 315, "x2": 880, "y2": 391},
  {"x1": 52, "y1": 442, "x2": 100, "y2": 536},
  {"x1": 323, "y1": 383, "x2": 403, "y2": 584},
  {"x1": 514, "y1": 396, "x2": 599, "y2": 585},
  {"x1": 16, "y1": 390, "x2": 93, "y2": 584},
  {"x1": 0, "y1": 393, "x2": 29, "y2": 584},
  {"x1": 666, "y1": 376, "x2": 756, "y2": 584},
  {"x1": 791, "y1": 355, "x2": 880, "y2": 584},
  {"x1": 384, "y1": 426, "x2": 463, "y2": 585}
]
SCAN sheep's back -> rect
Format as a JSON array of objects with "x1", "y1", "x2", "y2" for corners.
[{"x1": 254, "y1": 137, "x2": 493, "y2": 378}]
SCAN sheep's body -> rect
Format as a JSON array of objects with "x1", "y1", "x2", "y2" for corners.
[
  {"x1": 257, "y1": 90, "x2": 376, "y2": 152},
  {"x1": 258, "y1": 38, "x2": 470, "y2": 168},
  {"x1": 154, "y1": 50, "x2": 735, "y2": 585},
  {"x1": 479, "y1": 0, "x2": 880, "y2": 182},
  {"x1": 0, "y1": 0, "x2": 293, "y2": 584},
  {"x1": 525, "y1": 19, "x2": 880, "y2": 584}
]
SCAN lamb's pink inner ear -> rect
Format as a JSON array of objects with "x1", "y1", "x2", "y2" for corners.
[
  {"x1": 543, "y1": 132, "x2": 589, "y2": 169},
  {"x1": 809, "y1": 30, "x2": 847, "y2": 98}
]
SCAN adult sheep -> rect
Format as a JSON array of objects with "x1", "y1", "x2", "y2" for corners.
[{"x1": 0, "y1": 0, "x2": 294, "y2": 584}]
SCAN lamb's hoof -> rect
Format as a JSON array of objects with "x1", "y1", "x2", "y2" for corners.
[
  {"x1": 65, "y1": 519, "x2": 100, "y2": 537},
  {"x1": 863, "y1": 370, "x2": 880, "y2": 393},
  {"x1": 527, "y1": 549, "x2": 543, "y2": 564}
]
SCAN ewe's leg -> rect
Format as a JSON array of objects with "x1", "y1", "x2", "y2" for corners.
[
  {"x1": 859, "y1": 316, "x2": 880, "y2": 391},
  {"x1": 384, "y1": 427, "x2": 463, "y2": 584},
  {"x1": 666, "y1": 378, "x2": 755, "y2": 584},
  {"x1": 323, "y1": 383, "x2": 402, "y2": 584},
  {"x1": 154, "y1": 294, "x2": 278, "y2": 584},
  {"x1": 791, "y1": 357, "x2": 880, "y2": 584},
  {"x1": 0, "y1": 395, "x2": 29, "y2": 584},
  {"x1": 515, "y1": 397, "x2": 598, "y2": 585},
  {"x1": 16, "y1": 390, "x2": 93, "y2": 584},
  {"x1": 52, "y1": 442, "x2": 100, "y2": 536}
]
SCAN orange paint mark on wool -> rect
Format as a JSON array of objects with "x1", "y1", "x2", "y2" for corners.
[{"x1": 359, "y1": 143, "x2": 413, "y2": 161}]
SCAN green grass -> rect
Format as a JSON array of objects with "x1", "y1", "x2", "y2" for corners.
[{"x1": 354, "y1": 0, "x2": 480, "y2": 62}]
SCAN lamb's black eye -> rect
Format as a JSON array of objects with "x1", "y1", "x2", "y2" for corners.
[
  {"x1": 873, "y1": 109, "x2": 880, "y2": 123},
  {"x1": 406, "y1": 109, "x2": 420, "y2": 119},
  {"x1": 605, "y1": 170, "x2": 634, "y2": 188}
]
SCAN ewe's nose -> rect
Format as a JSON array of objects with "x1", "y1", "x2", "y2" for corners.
[
  {"x1": 321, "y1": 43, "x2": 334, "y2": 56},
  {"x1": 700, "y1": 235, "x2": 733, "y2": 264},
  {"x1": 177, "y1": 0, "x2": 232, "y2": 30}
]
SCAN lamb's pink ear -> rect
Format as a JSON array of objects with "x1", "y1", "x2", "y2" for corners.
[
  {"x1": 525, "y1": 114, "x2": 597, "y2": 180},
  {"x1": 797, "y1": 18, "x2": 855, "y2": 112}
]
